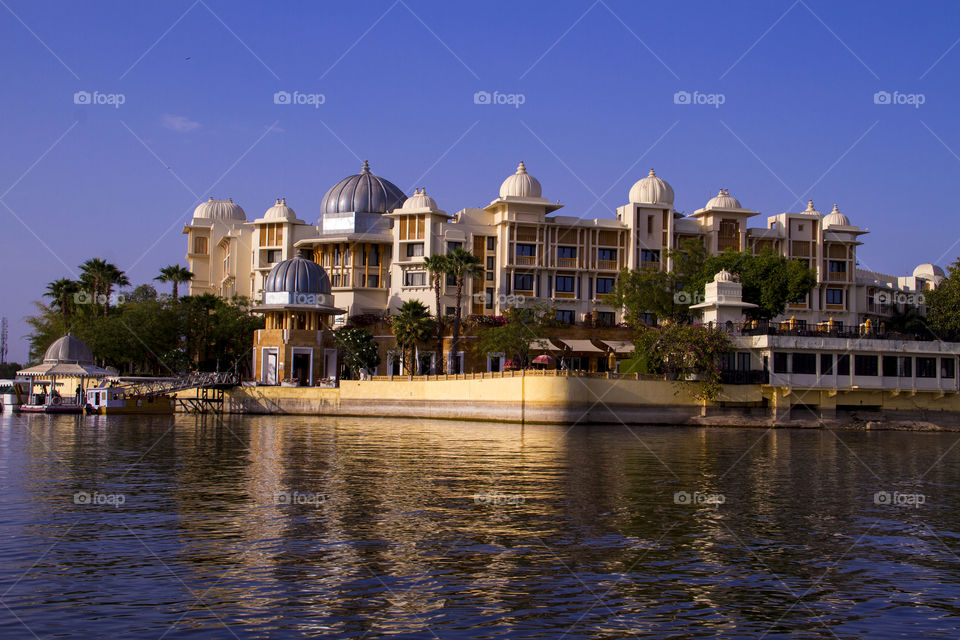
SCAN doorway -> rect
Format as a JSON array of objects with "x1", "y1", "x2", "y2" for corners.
[
  {"x1": 291, "y1": 348, "x2": 313, "y2": 386},
  {"x1": 262, "y1": 348, "x2": 279, "y2": 385}
]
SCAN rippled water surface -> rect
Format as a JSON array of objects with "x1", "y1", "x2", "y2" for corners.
[{"x1": 2, "y1": 413, "x2": 960, "y2": 638}]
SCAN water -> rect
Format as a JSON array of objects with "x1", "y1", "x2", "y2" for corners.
[{"x1": 1, "y1": 413, "x2": 959, "y2": 639}]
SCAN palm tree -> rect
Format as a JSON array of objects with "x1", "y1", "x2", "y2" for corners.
[
  {"x1": 391, "y1": 300, "x2": 435, "y2": 375},
  {"x1": 423, "y1": 254, "x2": 452, "y2": 373},
  {"x1": 44, "y1": 278, "x2": 80, "y2": 319},
  {"x1": 79, "y1": 258, "x2": 128, "y2": 315},
  {"x1": 447, "y1": 248, "x2": 484, "y2": 373},
  {"x1": 155, "y1": 264, "x2": 194, "y2": 299}
]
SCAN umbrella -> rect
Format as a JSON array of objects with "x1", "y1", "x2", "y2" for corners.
[
  {"x1": 532, "y1": 355, "x2": 555, "y2": 365},
  {"x1": 503, "y1": 360, "x2": 520, "y2": 370}
]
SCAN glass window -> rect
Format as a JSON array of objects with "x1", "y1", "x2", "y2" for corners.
[
  {"x1": 266, "y1": 249, "x2": 281, "y2": 264},
  {"x1": 193, "y1": 236, "x2": 208, "y2": 255},
  {"x1": 640, "y1": 249, "x2": 660, "y2": 263},
  {"x1": 404, "y1": 271, "x2": 426, "y2": 287},
  {"x1": 837, "y1": 354, "x2": 850, "y2": 376},
  {"x1": 597, "y1": 311, "x2": 615, "y2": 326},
  {"x1": 447, "y1": 241, "x2": 462, "y2": 253},
  {"x1": 557, "y1": 246, "x2": 577, "y2": 259},
  {"x1": 598, "y1": 248, "x2": 617, "y2": 261},
  {"x1": 900, "y1": 357, "x2": 912, "y2": 378},
  {"x1": 366, "y1": 274, "x2": 379, "y2": 288},
  {"x1": 514, "y1": 274, "x2": 534, "y2": 290},
  {"x1": 942, "y1": 358, "x2": 956, "y2": 379},
  {"x1": 917, "y1": 357, "x2": 937, "y2": 378},
  {"x1": 486, "y1": 256, "x2": 494, "y2": 269},
  {"x1": 486, "y1": 271, "x2": 494, "y2": 281},
  {"x1": 820, "y1": 353, "x2": 834, "y2": 375},
  {"x1": 487, "y1": 236, "x2": 495, "y2": 251},
  {"x1": 516, "y1": 244, "x2": 536, "y2": 257},
  {"x1": 826, "y1": 289, "x2": 843, "y2": 305},
  {"x1": 485, "y1": 287, "x2": 494, "y2": 309},
  {"x1": 792, "y1": 353, "x2": 816, "y2": 374},
  {"x1": 773, "y1": 352, "x2": 789, "y2": 373},
  {"x1": 555, "y1": 276, "x2": 575, "y2": 293},
  {"x1": 828, "y1": 260, "x2": 846, "y2": 273},
  {"x1": 406, "y1": 243, "x2": 424, "y2": 257},
  {"x1": 555, "y1": 310, "x2": 575, "y2": 324},
  {"x1": 596, "y1": 277, "x2": 615, "y2": 295},
  {"x1": 883, "y1": 356, "x2": 898, "y2": 377},
  {"x1": 854, "y1": 355, "x2": 878, "y2": 376}
]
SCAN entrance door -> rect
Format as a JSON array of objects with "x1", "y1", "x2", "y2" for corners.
[
  {"x1": 292, "y1": 350, "x2": 312, "y2": 386},
  {"x1": 263, "y1": 349, "x2": 278, "y2": 385}
]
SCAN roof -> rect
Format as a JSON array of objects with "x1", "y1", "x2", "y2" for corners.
[
  {"x1": 320, "y1": 160, "x2": 406, "y2": 215},
  {"x1": 556, "y1": 339, "x2": 603, "y2": 353},
  {"x1": 264, "y1": 255, "x2": 331, "y2": 295},
  {"x1": 601, "y1": 340, "x2": 635, "y2": 354},
  {"x1": 18, "y1": 362, "x2": 111, "y2": 377}
]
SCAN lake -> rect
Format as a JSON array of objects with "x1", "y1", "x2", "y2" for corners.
[{"x1": 1, "y1": 413, "x2": 959, "y2": 638}]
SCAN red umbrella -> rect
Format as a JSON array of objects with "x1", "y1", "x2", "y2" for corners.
[{"x1": 532, "y1": 354, "x2": 555, "y2": 365}]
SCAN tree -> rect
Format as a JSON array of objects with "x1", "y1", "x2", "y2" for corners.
[
  {"x1": 424, "y1": 254, "x2": 452, "y2": 373},
  {"x1": 475, "y1": 305, "x2": 550, "y2": 368},
  {"x1": 608, "y1": 267, "x2": 681, "y2": 326},
  {"x1": 79, "y1": 258, "x2": 129, "y2": 315},
  {"x1": 334, "y1": 327, "x2": 381, "y2": 379},
  {"x1": 391, "y1": 300, "x2": 435, "y2": 375},
  {"x1": 925, "y1": 258, "x2": 960, "y2": 340},
  {"x1": 44, "y1": 278, "x2": 80, "y2": 320},
  {"x1": 155, "y1": 264, "x2": 194, "y2": 299},
  {"x1": 634, "y1": 323, "x2": 733, "y2": 401},
  {"x1": 446, "y1": 248, "x2": 483, "y2": 372}
]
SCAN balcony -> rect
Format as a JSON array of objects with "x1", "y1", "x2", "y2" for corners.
[
  {"x1": 556, "y1": 257, "x2": 578, "y2": 268},
  {"x1": 597, "y1": 260, "x2": 618, "y2": 271},
  {"x1": 515, "y1": 255, "x2": 537, "y2": 266}
]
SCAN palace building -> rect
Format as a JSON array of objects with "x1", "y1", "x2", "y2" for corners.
[{"x1": 184, "y1": 161, "x2": 943, "y2": 334}]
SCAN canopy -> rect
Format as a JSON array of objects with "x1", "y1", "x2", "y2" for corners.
[
  {"x1": 528, "y1": 338, "x2": 557, "y2": 351},
  {"x1": 17, "y1": 362, "x2": 111, "y2": 377},
  {"x1": 556, "y1": 339, "x2": 603, "y2": 353},
  {"x1": 601, "y1": 340, "x2": 635, "y2": 355},
  {"x1": 532, "y1": 354, "x2": 555, "y2": 365}
]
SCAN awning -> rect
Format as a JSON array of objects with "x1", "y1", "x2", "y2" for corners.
[
  {"x1": 528, "y1": 338, "x2": 559, "y2": 351},
  {"x1": 556, "y1": 339, "x2": 603, "y2": 353},
  {"x1": 602, "y1": 340, "x2": 635, "y2": 355},
  {"x1": 17, "y1": 362, "x2": 112, "y2": 377}
]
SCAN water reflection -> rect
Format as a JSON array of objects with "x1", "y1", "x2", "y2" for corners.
[{"x1": 1, "y1": 412, "x2": 960, "y2": 638}]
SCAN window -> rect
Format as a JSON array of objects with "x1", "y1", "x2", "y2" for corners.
[
  {"x1": 854, "y1": 355, "x2": 878, "y2": 376},
  {"x1": 485, "y1": 287, "x2": 494, "y2": 309},
  {"x1": 828, "y1": 260, "x2": 846, "y2": 273},
  {"x1": 445, "y1": 306, "x2": 456, "y2": 316},
  {"x1": 798, "y1": 224, "x2": 805, "y2": 231},
  {"x1": 942, "y1": 358, "x2": 956, "y2": 379},
  {"x1": 333, "y1": 246, "x2": 342, "y2": 266},
  {"x1": 487, "y1": 236, "x2": 495, "y2": 251},
  {"x1": 773, "y1": 352, "x2": 789, "y2": 373},
  {"x1": 486, "y1": 271, "x2": 494, "y2": 281},
  {"x1": 514, "y1": 273, "x2": 534, "y2": 290},
  {"x1": 557, "y1": 246, "x2": 577, "y2": 259},
  {"x1": 826, "y1": 289, "x2": 843, "y2": 305},
  {"x1": 837, "y1": 354, "x2": 850, "y2": 376},
  {"x1": 792, "y1": 353, "x2": 817, "y2": 375},
  {"x1": 555, "y1": 310, "x2": 575, "y2": 324},
  {"x1": 193, "y1": 236, "x2": 208, "y2": 255},
  {"x1": 266, "y1": 249, "x2": 281, "y2": 264},
  {"x1": 368, "y1": 245, "x2": 380, "y2": 266},
  {"x1": 598, "y1": 248, "x2": 617, "y2": 261},
  {"x1": 406, "y1": 243, "x2": 424, "y2": 257},
  {"x1": 900, "y1": 357, "x2": 912, "y2": 378},
  {"x1": 366, "y1": 274, "x2": 379, "y2": 288},
  {"x1": 820, "y1": 353, "x2": 834, "y2": 375},
  {"x1": 447, "y1": 241, "x2": 462, "y2": 253},
  {"x1": 555, "y1": 276, "x2": 575, "y2": 293},
  {"x1": 597, "y1": 277, "x2": 615, "y2": 295},
  {"x1": 486, "y1": 256, "x2": 494, "y2": 270},
  {"x1": 917, "y1": 357, "x2": 937, "y2": 378},
  {"x1": 640, "y1": 249, "x2": 660, "y2": 263},
  {"x1": 647, "y1": 215, "x2": 654, "y2": 234},
  {"x1": 516, "y1": 244, "x2": 536, "y2": 257},
  {"x1": 404, "y1": 271, "x2": 426, "y2": 287},
  {"x1": 597, "y1": 311, "x2": 615, "y2": 326},
  {"x1": 883, "y1": 356, "x2": 898, "y2": 377},
  {"x1": 331, "y1": 274, "x2": 342, "y2": 287}
]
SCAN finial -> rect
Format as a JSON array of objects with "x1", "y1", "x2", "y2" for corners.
[
  {"x1": 807, "y1": 199, "x2": 814, "y2": 210},
  {"x1": 717, "y1": 189, "x2": 724, "y2": 196},
  {"x1": 228, "y1": 197, "x2": 233, "y2": 202},
  {"x1": 517, "y1": 161, "x2": 527, "y2": 174},
  {"x1": 723, "y1": 188, "x2": 729, "y2": 196},
  {"x1": 420, "y1": 187, "x2": 426, "y2": 195},
  {"x1": 361, "y1": 160, "x2": 371, "y2": 173},
  {"x1": 208, "y1": 196, "x2": 214, "y2": 201},
  {"x1": 831, "y1": 203, "x2": 839, "y2": 213},
  {"x1": 648, "y1": 168, "x2": 656, "y2": 177},
  {"x1": 281, "y1": 197, "x2": 286, "y2": 205}
]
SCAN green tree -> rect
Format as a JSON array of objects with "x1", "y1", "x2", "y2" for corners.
[
  {"x1": 475, "y1": 305, "x2": 549, "y2": 368},
  {"x1": 634, "y1": 323, "x2": 733, "y2": 401},
  {"x1": 155, "y1": 264, "x2": 194, "y2": 299},
  {"x1": 424, "y1": 253, "x2": 451, "y2": 373},
  {"x1": 391, "y1": 300, "x2": 435, "y2": 374},
  {"x1": 334, "y1": 327, "x2": 381, "y2": 379},
  {"x1": 79, "y1": 258, "x2": 129, "y2": 315},
  {"x1": 608, "y1": 267, "x2": 681, "y2": 325},
  {"x1": 925, "y1": 258, "x2": 960, "y2": 340},
  {"x1": 446, "y1": 248, "x2": 483, "y2": 372},
  {"x1": 44, "y1": 278, "x2": 80, "y2": 320}
]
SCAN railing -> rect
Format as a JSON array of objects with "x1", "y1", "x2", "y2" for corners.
[
  {"x1": 369, "y1": 370, "x2": 667, "y2": 381},
  {"x1": 730, "y1": 322, "x2": 935, "y2": 342},
  {"x1": 111, "y1": 372, "x2": 240, "y2": 397},
  {"x1": 720, "y1": 370, "x2": 769, "y2": 385},
  {"x1": 556, "y1": 257, "x2": 578, "y2": 268},
  {"x1": 515, "y1": 255, "x2": 537, "y2": 266},
  {"x1": 597, "y1": 260, "x2": 619, "y2": 271}
]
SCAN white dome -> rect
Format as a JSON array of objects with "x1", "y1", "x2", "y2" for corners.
[
  {"x1": 705, "y1": 189, "x2": 742, "y2": 210},
  {"x1": 401, "y1": 188, "x2": 438, "y2": 212},
  {"x1": 714, "y1": 269, "x2": 735, "y2": 282},
  {"x1": 193, "y1": 197, "x2": 246, "y2": 221},
  {"x1": 913, "y1": 263, "x2": 945, "y2": 280},
  {"x1": 263, "y1": 197, "x2": 297, "y2": 221},
  {"x1": 822, "y1": 203, "x2": 849, "y2": 228},
  {"x1": 499, "y1": 161, "x2": 542, "y2": 199},
  {"x1": 628, "y1": 169, "x2": 674, "y2": 206}
]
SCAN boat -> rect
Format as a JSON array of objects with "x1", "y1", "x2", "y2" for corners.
[
  {"x1": 84, "y1": 384, "x2": 175, "y2": 415},
  {"x1": 16, "y1": 380, "x2": 85, "y2": 414}
]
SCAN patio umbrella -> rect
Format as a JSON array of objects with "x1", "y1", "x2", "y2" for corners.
[{"x1": 532, "y1": 355, "x2": 555, "y2": 365}]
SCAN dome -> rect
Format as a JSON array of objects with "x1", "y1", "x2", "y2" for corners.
[
  {"x1": 264, "y1": 254, "x2": 331, "y2": 296},
  {"x1": 913, "y1": 263, "x2": 945, "y2": 280},
  {"x1": 802, "y1": 200, "x2": 822, "y2": 216},
  {"x1": 400, "y1": 188, "x2": 438, "y2": 212},
  {"x1": 628, "y1": 169, "x2": 674, "y2": 206},
  {"x1": 705, "y1": 189, "x2": 742, "y2": 210},
  {"x1": 714, "y1": 269, "x2": 735, "y2": 283},
  {"x1": 822, "y1": 204, "x2": 850, "y2": 228},
  {"x1": 320, "y1": 160, "x2": 406, "y2": 214},
  {"x1": 193, "y1": 197, "x2": 246, "y2": 221},
  {"x1": 263, "y1": 197, "x2": 297, "y2": 221},
  {"x1": 499, "y1": 161, "x2": 543, "y2": 199},
  {"x1": 43, "y1": 334, "x2": 94, "y2": 364}
]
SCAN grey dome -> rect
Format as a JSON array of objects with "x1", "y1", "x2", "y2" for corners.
[
  {"x1": 43, "y1": 334, "x2": 94, "y2": 364},
  {"x1": 320, "y1": 160, "x2": 406, "y2": 214},
  {"x1": 264, "y1": 255, "x2": 331, "y2": 295}
]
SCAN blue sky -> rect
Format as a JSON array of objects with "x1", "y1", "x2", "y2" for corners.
[{"x1": 1, "y1": 0, "x2": 959, "y2": 362}]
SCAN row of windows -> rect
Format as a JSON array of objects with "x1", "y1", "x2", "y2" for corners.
[
  {"x1": 774, "y1": 352, "x2": 956, "y2": 379},
  {"x1": 512, "y1": 273, "x2": 615, "y2": 296},
  {"x1": 515, "y1": 245, "x2": 619, "y2": 261}
]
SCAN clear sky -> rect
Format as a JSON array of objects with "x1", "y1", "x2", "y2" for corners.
[{"x1": 1, "y1": 0, "x2": 959, "y2": 362}]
